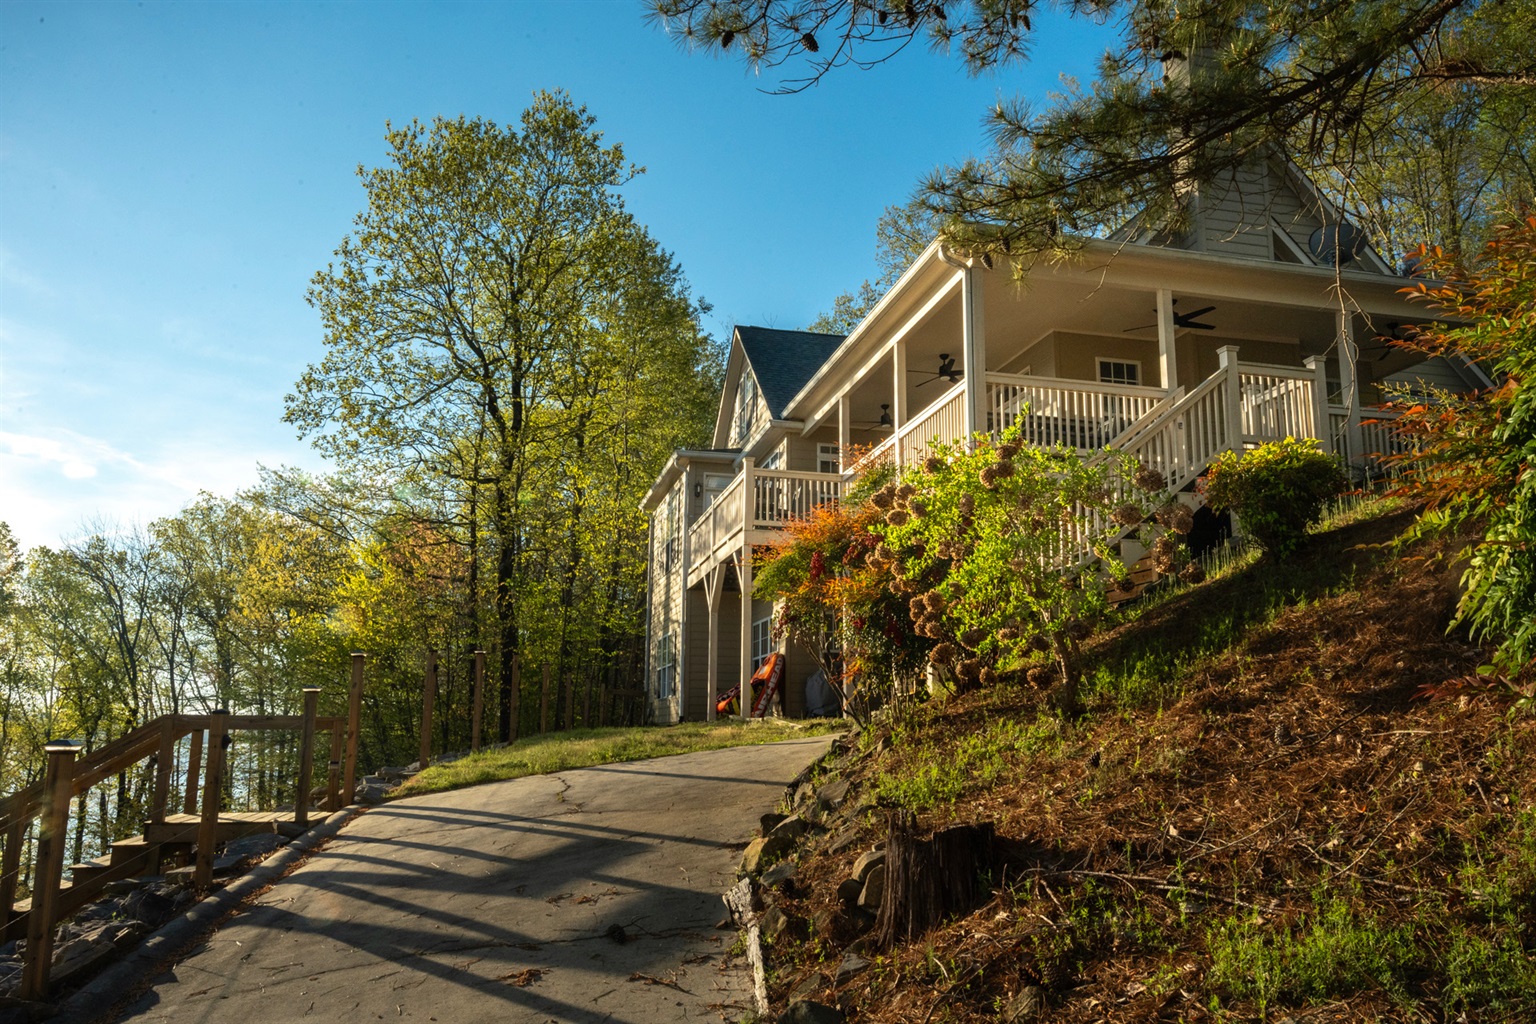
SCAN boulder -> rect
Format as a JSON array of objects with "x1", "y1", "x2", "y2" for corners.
[
  {"x1": 857, "y1": 864, "x2": 885, "y2": 910},
  {"x1": 779, "y1": 999, "x2": 845, "y2": 1024},
  {"x1": 761, "y1": 858, "x2": 797, "y2": 889},
  {"x1": 815, "y1": 779, "x2": 850, "y2": 810},
  {"x1": 760, "y1": 812, "x2": 788, "y2": 835},
  {"x1": 786, "y1": 972, "x2": 831, "y2": 1004},
  {"x1": 770, "y1": 814, "x2": 811, "y2": 842},
  {"x1": 835, "y1": 877, "x2": 863, "y2": 910},
  {"x1": 1002, "y1": 985, "x2": 1045, "y2": 1021},
  {"x1": 851, "y1": 848, "x2": 885, "y2": 883},
  {"x1": 834, "y1": 951, "x2": 869, "y2": 983}
]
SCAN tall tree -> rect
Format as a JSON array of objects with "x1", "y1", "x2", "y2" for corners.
[
  {"x1": 652, "y1": 0, "x2": 1536, "y2": 259},
  {"x1": 287, "y1": 93, "x2": 718, "y2": 739}
]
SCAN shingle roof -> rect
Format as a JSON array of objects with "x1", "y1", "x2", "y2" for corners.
[{"x1": 736, "y1": 326, "x2": 845, "y2": 419}]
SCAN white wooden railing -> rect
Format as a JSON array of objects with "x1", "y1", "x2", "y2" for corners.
[
  {"x1": 1115, "y1": 369, "x2": 1236, "y2": 494},
  {"x1": 1329, "y1": 404, "x2": 1406, "y2": 472},
  {"x1": 752, "y1": 470, "x2": 842, "y2": 526},
  {"x1": 686, "y1": 472, "x2": 744, "y2": 572},
  {"x1": 898, "y1": 382, "x2": 968, "y2": 465},
  {"x1": 1239, "y1": 364, "x2": 1317, "y2": 443},
  {"x1": 985, "y1": 373, "x2": 1166, "y2": 451}
]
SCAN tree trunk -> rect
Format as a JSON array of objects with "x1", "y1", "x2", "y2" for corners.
[{"x1": 873, "y1": 810, "x2": 996, "y2": 950}]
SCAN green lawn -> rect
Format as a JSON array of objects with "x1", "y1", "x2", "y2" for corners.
[{"x1": 392, "y1": 718, "x2": 846, "y2": 798}]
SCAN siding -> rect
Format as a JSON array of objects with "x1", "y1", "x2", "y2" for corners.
[{"x1": 1050, "y1": 332, "x2": 1164, "y2": 387}]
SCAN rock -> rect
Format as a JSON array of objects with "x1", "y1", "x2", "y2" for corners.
[
  {"x1": 1002, "y1": 985, "x2": 1045, "y2": 1021},
  {"x1": 760, "y1": 905, "x2": 790, "y2": 942},
  {"x1": 779, "y1": 999, "x2": 845, "y2": 1024},
  {"x1": 835, "y1": 877, "x2": 863, "y2": 910},
  {"x1": 812, "y1": 908, "x2": 841, "y2": 941},
  {"x1": 825, "y1": 825, "x2": 862, "y2": 854},
  {"x1": 771, "y1": 814, "x2": 811, "y2": 841},
  {"x1": 857, "y1": 864, "x2": 885, "y2": 910},
  {"x1": 739, "y1": 837, "x2": 768, "y2": 877},
  {"x1": 815, "y1": 779, "x2": 850, "y2": 810},
  {"x1": 761, "y1": 858, "x2": 797, "y2": 889},
  {"x1": 834, "y1": 952, "x2": 869, "y2": 983},
  {"x1": 848, "y1": 907, "x2": 875, "y2": 934},
  {"x1": 122, "y1": 887, "x2": 177, "y2": 928},
  {"x1": 0, "y1": 995, "x2": 51, "y2": 1022},
  {"x1": 851, "y1": 848, "x2": 885, "y2": 883},
  {"x1": 786, "y1": 972, "x2": 831, "y2": 1003},
  {"x1": 760, "y1": 812, "x2": 788, "y2": 835},
  {"x1": 355, "y1": 781, "x2": 390, "y2": 805},
  {"x1": 793, "y1": 782, "x2": 815, "y2": 809},
  {"x1": 49, "y1": 921, "x2": 144, "y2": 987}
]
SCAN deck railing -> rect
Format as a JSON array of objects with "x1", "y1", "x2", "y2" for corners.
[
  {"x1": 687, "y1": 472, "x2": 745, "y2": 572},
  {"x1": 1239, "y1": 364, "x2": 1317, "y2": 443},
  {"x1": 985, "y1": 373, "x2": 1166, "y2": 451},
  {"x1": 752, "y1": 469, "x2": 842, "y2": 526},
  {"x1": 1330, "y1": 404, "x2": 1407, "y2": 473}
]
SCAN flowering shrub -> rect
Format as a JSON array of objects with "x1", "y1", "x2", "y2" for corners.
[
  {"x1": 1203, "y1": 438, "x2": 1345, "y2": 558},
  {"x1": 874, "y1": 432, "x2": 1181, "y2": 716},
  {"x1": 753, "y1": 468, "x2": 933, "y2": 723}
]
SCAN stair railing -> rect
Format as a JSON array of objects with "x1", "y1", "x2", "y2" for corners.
[{"x1": 0, "y1": 686, "x2": 360, "y2": 999}]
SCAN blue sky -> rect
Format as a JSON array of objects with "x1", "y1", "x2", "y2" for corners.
[{"x1": 0, "y1": 0, "x2": 1115, "y2": 550}]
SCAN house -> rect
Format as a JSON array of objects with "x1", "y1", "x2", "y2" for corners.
[{"x1": 640, "y1": 154, "x2": 1486, "y2": 725}]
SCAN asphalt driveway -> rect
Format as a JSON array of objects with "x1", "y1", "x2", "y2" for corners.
[{"x1": 111, "y1": 735, "x2": 833, "y2": 1024}]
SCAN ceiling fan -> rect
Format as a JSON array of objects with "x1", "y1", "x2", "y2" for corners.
[
  {"x1": 851, "y1": 404, "x2": 895, "y2": 429},
  {"x1": 1124, "y1": 300, "x2": 1217, "y2": 333},
  {"x1": 908, "y1": 353, "x2": 963, "y2": 387}
]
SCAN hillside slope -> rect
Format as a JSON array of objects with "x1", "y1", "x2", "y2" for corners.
[{"x1": 755, "y1": 501, "x2": 1536, "y2": 1023}]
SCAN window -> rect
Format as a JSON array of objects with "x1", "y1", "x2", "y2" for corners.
[
  {"x1": 654, "y1": 633, "x2": 676, "y2": 699},
  {"x1": 761, "y1": 442, "x2": 784, "y2": 471},
  {"x1": 733, "y1": 371, "x2": 760, "y2": 446},
  {"x1": 662, "y1": 489, "x2": 681, "y2": 570},
  {"x1": 1097, "y1": 359, "x2": 1141, "y2": 386},
  {"x1": 817, "y1": 443, "x2": 840, "y2": 474},
  {"x1": 751, "y1": 614, "x2": 774, "y2": 672}
]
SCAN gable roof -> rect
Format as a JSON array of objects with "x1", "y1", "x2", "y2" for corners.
[{"x1": 735, "y1": 326, "x2": 845, "y2": 418}]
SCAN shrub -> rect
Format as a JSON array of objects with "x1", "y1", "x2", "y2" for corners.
[
  {"x1": 1203, "y1": 438, "x2": 1345, "y2": 558},
  {"x1": 874, "y1": 431, "x2": 1178, "y2": 716}
]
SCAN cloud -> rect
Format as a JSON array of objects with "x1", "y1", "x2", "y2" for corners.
[{"x1": 0, "y1": 429, "x2": 127, "y2": 480}]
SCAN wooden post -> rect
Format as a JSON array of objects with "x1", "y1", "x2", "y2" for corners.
[
  {"x1": 151, "y1": 717, "x2": 176, "y2": 826},
  {"x1": 471, "y1": 650, "x2": 486, "y2": 753},
  {"x1": 540, "y1": 665, "x2": 551, "y2": 734},
  {"x1": 343, "y1": 653, "x2": 364, "y2": 805},
  {"x1": 182, "y1": 728, "x2": 204, "y2": 815},
  {"x1": 420, "y1": 649, "x2": 437, "y2": 770},
  {"x1": 1304, "y1": 355, "x2": 1330, "y2": 449},
  {"x1": 1, "y1": 818, "x2": 23, "y2": 941},
  {"x1": 194, "y1": 710, "x2": 228, "y2": 891},
  {"x1": 1217, "y1": 345, "x2": 1244, "y2": 452},
  {"x1": 20, "y1": 740, "x2": 80, "y2": 1000},
  {"x1": 326, "y1": 727, "x2": 343, "y2": 812},
  {"x1": 296, "y1": 688, "x2": 320, "y2": 828}
]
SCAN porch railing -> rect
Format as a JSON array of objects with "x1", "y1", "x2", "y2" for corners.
[
  {"x1": 898, "y1": 381, "x2": 968, "y2": 465},
  {"x1": 751, "y1": 469, "x2": 842, "y2": 526},
  {"x1": 1239, "y1": 364, "x2": 1317, "y2": 443},
  {"x1": 1330, "y1": 404, "x2": 1407, "y2": 472},
  {"x1": 686, "y1": 471, "x2": 745, "y2": 571},
  {"x1": 985, "y1": 373, "x2": 1167, "y2": 451}
]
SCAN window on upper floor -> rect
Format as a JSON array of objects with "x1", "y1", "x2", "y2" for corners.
[
  {"x1": 732, "y1": 370, "x2": 760, "y2": 447},
  {"x1": 1097, "y1": 359, "x2": 1141, "y2": 386}
]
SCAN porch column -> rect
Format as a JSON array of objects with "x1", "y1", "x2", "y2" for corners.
[
  {"x1": 1156, "y1": 288, "x2": 1179, "y2": 392},
  {"x1": 837, "y1": 394, "x2": 851, "y2": 473},
  {"x1": 892, "y1": 342, "x2": 907, "y2": 467},
  {"x1": 703, "y1": 564, "x2": 725, "y2": 722},
  {"x1": 960, "y1": 266, "x2": 987, "y2": 442},
  {"x1": 1217, "y1": 345, "x2": 1243, "y2": 453},
  {"x1": 1336, "y1": 311, "x2": 1363, "y2": 469},
  {"x1": 738, "y1": 544, "x2": 755, "y2": 718},
  {"x1": 1304, "y1": 356, "x2": 1330, "y2": 449}
]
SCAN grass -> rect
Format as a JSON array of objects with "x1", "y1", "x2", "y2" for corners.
[{"x1": 391, "y1": 717, "x2": 846, "y2": 798}]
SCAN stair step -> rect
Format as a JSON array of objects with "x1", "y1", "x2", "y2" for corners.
[{"x1": 109, "y1": 836, "x2": 153, "y2": 867}]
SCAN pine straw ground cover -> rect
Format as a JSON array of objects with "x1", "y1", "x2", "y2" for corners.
[{"x1": 765, "y1": 501, "x2": 1536, "y2": 1023}]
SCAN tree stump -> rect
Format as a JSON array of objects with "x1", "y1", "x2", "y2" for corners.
[{"x1": 873, "y1": 810, "x2": 996, "y2": 949}]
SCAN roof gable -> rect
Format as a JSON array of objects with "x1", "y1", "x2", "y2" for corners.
[{"x1": 735, "y1": 326, "x2": 844, "y2": 418}]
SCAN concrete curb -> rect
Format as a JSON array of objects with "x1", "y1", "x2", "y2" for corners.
[{"x1": 52, "y1": 804, "x2": 366, "y2": 1024}]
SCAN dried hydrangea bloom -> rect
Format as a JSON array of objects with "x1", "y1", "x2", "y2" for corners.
[
  {"x1": 960, "y1": 627, "x2": 987, "y2": 648},
  {"x1": 930, "y1": 642, "x2": 959, "y2": 665},
  {"x1": 992, "y1": 459, "x2": 1016, "y2": 478},
  {"x1": 958, "y1": 492, "x2": 975, "y2": 515},
  {"x1": 979, "y1": 667, "x2": 999, "y2": 687},
  {"x1": 923, "y1": 455, "x2": 945, "y2": 474},
  {"x1": 1066, "y1": 620, "x2": 1092, "y2": 641},
  {"x1": 896, "y1": 483, "x2": 917, "y2": 501},
  {"x1": 886, "y1": 508, "x2": 911, "y2": 527},
  {"x1": 979, "y1": 465, "x2": 1000, "y2": 489},
  {"x1": 908, "y1": 595, "x2": 928, "y2": 620},
  {"x1": 1110, "y1": 503, "x2": 1144, "y2": 527},
  {"x1": 997, "y1": 441, "x2": 1020, "y2": 460},
  {"x1": 1135, "y1": 465, "x2": 1166, "y2": 492},
  {"x1": 871, "y1": 485, "x2": 896, "y2": 509},
  {"x1": 1179, "y1": 561, "x2": 1206, "y2": 584},
  {"x1": 1026, "y1": 665, "x2": 1050, "y2": 687}
]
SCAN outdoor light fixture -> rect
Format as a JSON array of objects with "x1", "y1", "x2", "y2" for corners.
[
  {"x1": 694, "y1": 481, "x2": 703, "y2": 498},
  {"x1": 879, "y1": 404, "x2": 893, "y2": 428}
]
